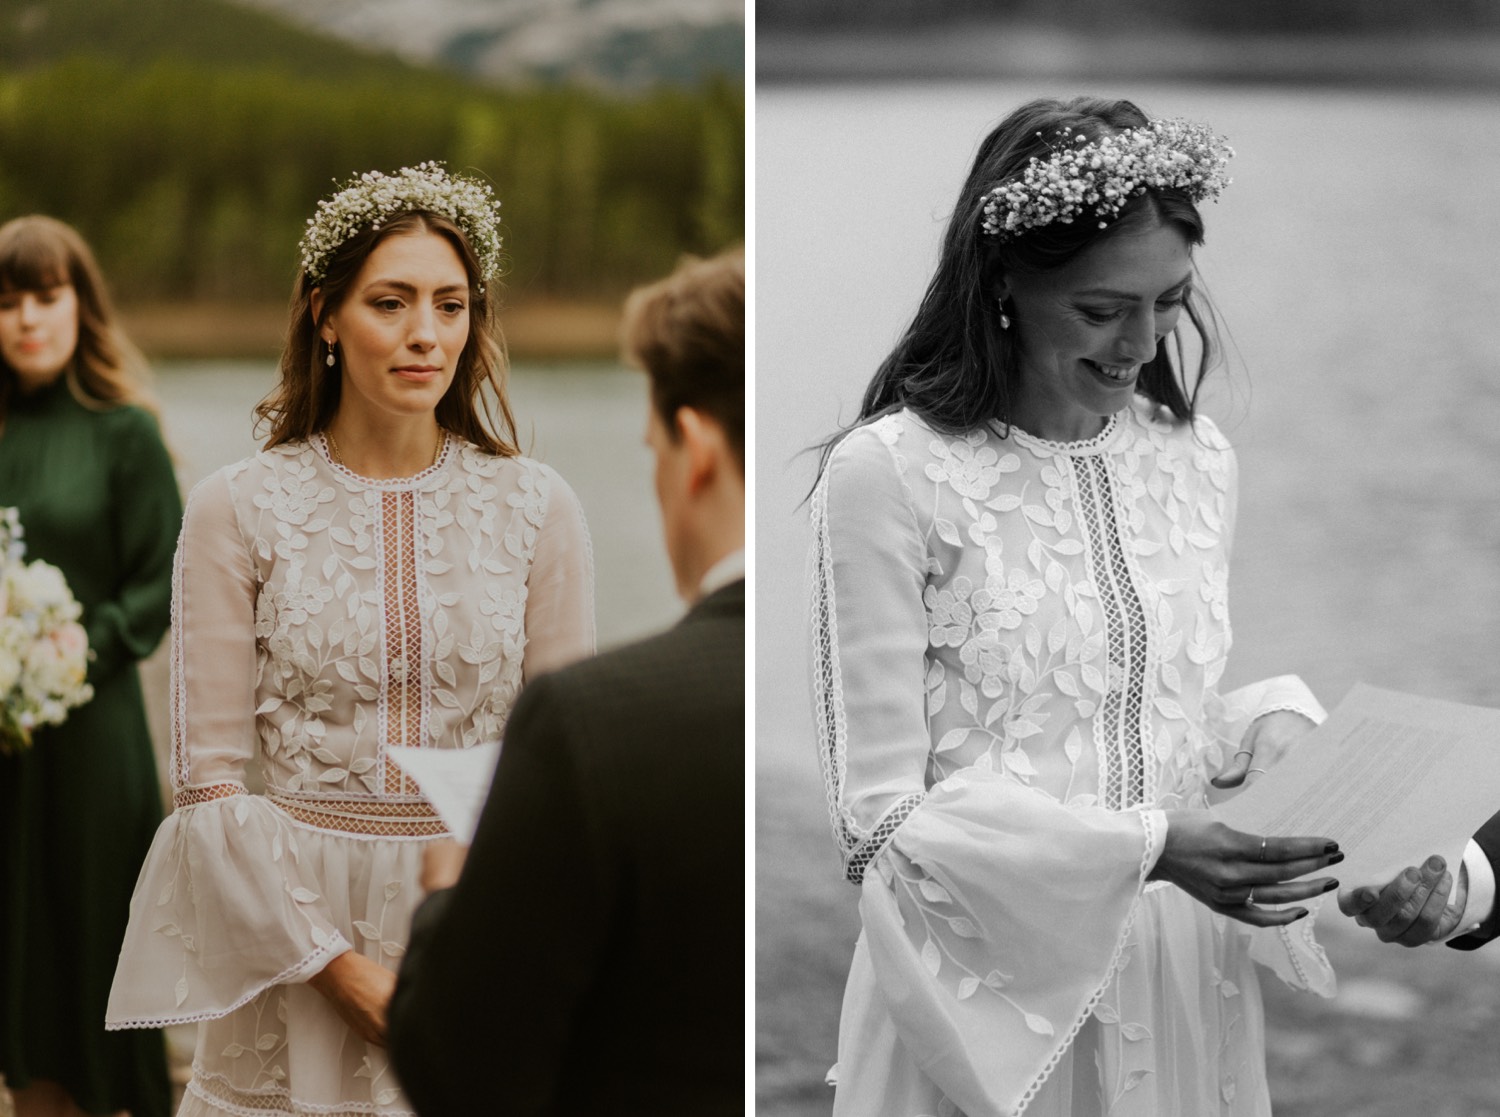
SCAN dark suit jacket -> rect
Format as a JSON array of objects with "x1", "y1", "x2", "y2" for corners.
[
  {"x1": 389, "y1": 580, "x2": 744, "y2": 1115},
  {"x1": 1449, "y1": 808, "x2": 1500, "y2": 950}
]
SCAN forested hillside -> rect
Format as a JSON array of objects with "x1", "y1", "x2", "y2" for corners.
[{"x1": 0, "y1": 0, "x2": 744, "y2": 302}]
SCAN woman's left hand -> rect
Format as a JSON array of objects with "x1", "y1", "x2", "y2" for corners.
[{"x1": 1211, "y1": 709, "x2": 1317, "y2": 789}]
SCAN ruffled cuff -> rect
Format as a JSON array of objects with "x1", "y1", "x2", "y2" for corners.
[
  {"x1": 106, "y1": 791, "x2": 350, "y2": 1029},
  {"x1": 1215, "y1": 674, "x2": 1327, "y2": 738}
]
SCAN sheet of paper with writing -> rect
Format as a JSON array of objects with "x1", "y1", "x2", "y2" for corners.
[
  {"x1": 388, "y1": 741, "x2": 500, "y2": 844},
  {"x1": 1213, "y1": 684, "x2": 1500, "y2": 893}
]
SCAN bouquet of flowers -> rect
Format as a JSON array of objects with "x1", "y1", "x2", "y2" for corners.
[{"x1": 0, "y1": 507, "x2": 93, "y2": 755}]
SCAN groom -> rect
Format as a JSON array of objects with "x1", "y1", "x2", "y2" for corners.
[{"x1": 388, "y1": 250, "x2": 745, "y2": 1114}]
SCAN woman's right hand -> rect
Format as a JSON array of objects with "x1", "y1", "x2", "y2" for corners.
[
  {"x1": 307, "y1": 950, "x2": 397, "y2": 1046},
  {"x1": 1149, "y1": 810, "x2": 1343, "y2": 927}
]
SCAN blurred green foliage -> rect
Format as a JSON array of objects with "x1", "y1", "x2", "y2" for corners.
[{"x1": 0, "y1": 52, "x2": 743, "y2": 302}]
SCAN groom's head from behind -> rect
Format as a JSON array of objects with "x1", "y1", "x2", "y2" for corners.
[{"x1": 622, "y1": 249, "x2": 745, "y2": 602}]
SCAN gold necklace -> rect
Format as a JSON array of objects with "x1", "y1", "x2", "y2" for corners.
[{"x1": 325, "y1": 429, "x2": 444, "y2": 471}]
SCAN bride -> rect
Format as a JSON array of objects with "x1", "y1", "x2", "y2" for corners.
[
  {"x1": 811, "y1": 96, "x2": 1343, "y2": 1116},
  {"x1": 106, "y1": 163, "x2": 595, "y2": 1115}
]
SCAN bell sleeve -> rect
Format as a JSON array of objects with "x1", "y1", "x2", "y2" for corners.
[
  {"x1": 106, "y1": 468, "x2": 352, "y2": 1030},
  {"x1": 811, "y1": 425, "x2": 1162, "y2": 1117},
  {"x1": 521, "y1": 464, "x2": 596, "y2": 679},
  {"x1": 86, "y1": 407, "x2": 183, "y2": 686}
]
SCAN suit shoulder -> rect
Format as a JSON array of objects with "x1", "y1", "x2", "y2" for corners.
[{"x1": 517, "y1": 609, "x2": 742, "y2": 747}]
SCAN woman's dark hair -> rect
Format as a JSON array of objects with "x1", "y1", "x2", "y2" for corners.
[
  {"x1": 0, "y1": 215, "x2": 160, "y2": 420},
  {"x1": 855, "y1": 95, "x2": 1223, "y2": 441},
  {"x1": 255, "y1": 210, "x2": 520, "y2": 456}
]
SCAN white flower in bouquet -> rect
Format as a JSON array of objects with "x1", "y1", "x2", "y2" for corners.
[{"x1": 0, "y1": 509, "x2": 94, "y2": 754}]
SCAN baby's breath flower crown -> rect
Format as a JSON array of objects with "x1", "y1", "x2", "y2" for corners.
[
  {"x1": 980, "y1": 118, "x2": 1233, "y2": 241},
  {"x1": 298, "y1": 161, "x2": 502, "y2": 285}
]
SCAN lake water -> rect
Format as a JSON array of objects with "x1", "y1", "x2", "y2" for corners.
[{"x1": 755, "y1": 82, "x2": 1500, "y2": 1113}]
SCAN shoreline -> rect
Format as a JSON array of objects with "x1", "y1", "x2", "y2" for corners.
[
  {"x1": 758, "y1": 26, "x2": 1500, "y2": 89},
  {"x1": 120, "y1": 298, "x2": 626, "y2": 363}
]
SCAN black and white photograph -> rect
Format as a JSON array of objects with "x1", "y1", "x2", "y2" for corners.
[{"x1": 756, "y1": 4, "x2": 1500, "y2": 1116}]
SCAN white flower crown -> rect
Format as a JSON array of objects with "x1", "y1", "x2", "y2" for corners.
[
  {"x1": 298, "y1": 161, "x2": 503, "y2": 285},
  {"x1": 979, "y1": 118, "x2": 1233, "y2": 241}
]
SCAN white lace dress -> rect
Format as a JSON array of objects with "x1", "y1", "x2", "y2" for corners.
[
  {"x1": 106, "y1": 435, "x2": 595, "y2": 1116},
  {"x1": 811, "y1": 400, "x2": 1334, "y2": 1117}
]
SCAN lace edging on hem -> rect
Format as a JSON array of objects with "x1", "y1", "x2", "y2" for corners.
[
  {"x1": 104, "y1": 939, "x2": 348, "y2": 1032},
  {"x1": 186, "y1": 1067, "x2": 414, "y2": 1117}
]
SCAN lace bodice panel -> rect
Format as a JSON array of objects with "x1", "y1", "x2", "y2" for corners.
[
  {"x1": 814, "y1": 401, "x2": 1256, "y2": 879},
  {"x1": 170, "y1": 436, "x2": 596, "y2": 804}
]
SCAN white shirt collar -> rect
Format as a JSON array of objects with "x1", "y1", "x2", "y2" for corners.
[{"x1": 697, "y1": 548, "x2": 745, "y2": 599}]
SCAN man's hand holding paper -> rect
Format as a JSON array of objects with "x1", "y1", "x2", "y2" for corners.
[{"x1": 1212, "y1": 684, "x2": 1500, "y2": 917}]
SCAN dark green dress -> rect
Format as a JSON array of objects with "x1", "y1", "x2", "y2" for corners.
[{"x1": 0, "y1": 376, "x2": 181, "y2": 1117}]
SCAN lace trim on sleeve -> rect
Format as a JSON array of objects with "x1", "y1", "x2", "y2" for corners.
[
  {"x1": 812, "y1": 448, "x2": 911, "y2": 886},
  {"x1": 169, "y1": 523, "x2": 189, "y2": 788},
  {"x1": 844, "y1": 793, "x2": 926, "y2": 886},
  {"x1": 105, "y1": 938, "x2": 345, "y2": 1032},
  {"x1": 1014, "y1": 808, "x2": 1156, "y2": 1116},
  {"x1": 812, "y1": 420, "x2": 928, "y2": 886}
]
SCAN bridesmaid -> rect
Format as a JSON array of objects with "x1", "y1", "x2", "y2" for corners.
[{"x1": 0, "y1": 216, "x2": 180, "y2": 1117}]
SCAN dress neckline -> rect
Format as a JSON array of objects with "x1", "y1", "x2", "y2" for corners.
[
  {"x1": 313, "y1": 432, "x2": 452, "y2": 490},
  {"x1": 993, "y1": 409, "x2": 1123, "y2": 458}
]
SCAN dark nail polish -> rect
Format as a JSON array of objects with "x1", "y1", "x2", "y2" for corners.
[
  {"x1": 1292, "y1": 909, "x2": 1309, "y2": 921},
  {"x1": 1328, "y1": 852, "x2": 1345, "y2": 865},
  {"x1": 1324, "y1": 842, "x2": 1340, "y2": 854},
  {"x1": 1322, "y1": 879, "x2": 1339, "y2": 893}
]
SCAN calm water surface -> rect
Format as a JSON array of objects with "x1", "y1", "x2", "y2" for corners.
[{"x1": 756, "y1": 82, "x2": 1500, "y2": 1114}]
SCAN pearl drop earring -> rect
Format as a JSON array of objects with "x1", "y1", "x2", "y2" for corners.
[
  {"x1": 326, "y1": 341, "x2": 336, "y2": 368},
  {"x1": 998, "y1": 300, "x2": 1011, "y2": 330}
]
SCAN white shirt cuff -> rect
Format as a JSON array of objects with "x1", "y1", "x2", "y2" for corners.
[{"x1": 1449, "y1": 839, "x2": 1496, "y2": 941}]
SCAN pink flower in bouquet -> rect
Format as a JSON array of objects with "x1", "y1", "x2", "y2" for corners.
[{"x1": 51, "y1": 621, "x2": 88, "y2": 663}]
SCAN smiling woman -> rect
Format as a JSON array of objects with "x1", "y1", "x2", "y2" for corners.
[
  {"x1": 999, "y1": 223, "x2": 1194, "y2": 441},
  {"x1": 808, "y1": 96, "x2": 1346, "y2": 1117},
  {"x1": 103, "y1": 165, "x2": 597, "y2": 1117}
]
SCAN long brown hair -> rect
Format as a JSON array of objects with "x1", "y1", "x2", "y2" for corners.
[
  {"x1": 0, "y1": 215, "x2": 160, "y2": 419},
  {"x1": 255, "y1": 211, "x2": 520, "y2": 456}
]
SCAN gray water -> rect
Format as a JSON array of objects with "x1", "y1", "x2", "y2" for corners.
[{"x1": 756, "y1": 81, "x2": 1500, "y2": 1112}]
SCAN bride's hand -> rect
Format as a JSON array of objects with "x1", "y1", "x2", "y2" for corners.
[
  {"x1": 1150, "y1": 810, "x2": 1342, "y2": 927},
  {"x1": 307, "y1": 950, "x2": 397, "y2": 1046},
  {"x1": 1211, "y1": 709, "x2": 1317, "y2": 789}
]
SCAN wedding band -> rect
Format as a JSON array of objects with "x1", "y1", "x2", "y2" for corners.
[
  {"x1": 1259, "y1": 837, "x2": 1268, "y2": 861},
  {"x1": 1248, "y1": 767, "x2": 1267, "y2": 776},
  {"x1": 1233, "y1": 749, "x2": 1254, "y2": 760}
]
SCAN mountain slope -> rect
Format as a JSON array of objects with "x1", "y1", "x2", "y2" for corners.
[
  {"x1": 0, "y1": 0, "x2": 442, "y2": 82},
  {"x1": 231, "y1": 0, "x2": 745, "y2": 88}
]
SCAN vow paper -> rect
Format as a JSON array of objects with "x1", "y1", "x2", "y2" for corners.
[
  {"x1": 387, "y1": 741, "x2": 500, "y2": 844},
  {"x1": 1213, "y1": 684, "x2": 1500, "y2": 893}
]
